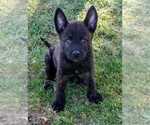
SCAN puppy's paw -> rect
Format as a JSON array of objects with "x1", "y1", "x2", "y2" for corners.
[
  {"x1": 52, "y1": 99, "x2": 65, "y2": 112},
  {"x1": 87, "y1": 91, "x2": 103, "y2": 104}
]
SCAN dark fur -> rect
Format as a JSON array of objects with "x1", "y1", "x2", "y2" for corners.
[{"x1": 44, "y1": 6, "x2": 103, "y2": 112}]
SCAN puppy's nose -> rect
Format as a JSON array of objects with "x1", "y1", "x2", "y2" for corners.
[{"x1": 72, "y1": 50, "x2": 80, "y2": 58}]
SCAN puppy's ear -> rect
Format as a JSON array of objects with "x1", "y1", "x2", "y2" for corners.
[
  {"x1": 84, "y1": 6, "x2": 98, "y2": 33},
  {"x1": 54, "y1": 8, "x2": 68, "y2": 34}
]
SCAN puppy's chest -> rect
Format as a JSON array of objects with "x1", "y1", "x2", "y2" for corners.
[{"x1": 62, "y1": 62, "x2": 89, "y2": 75}]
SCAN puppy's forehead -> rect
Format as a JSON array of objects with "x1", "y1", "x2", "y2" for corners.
[{"x1": 65, "y1": 22, "x2": 89, "y2": 37}]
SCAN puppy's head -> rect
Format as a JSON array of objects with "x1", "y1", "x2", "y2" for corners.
[{"x1": 54, "y1": 6, "x2": 98, "y2": 62}]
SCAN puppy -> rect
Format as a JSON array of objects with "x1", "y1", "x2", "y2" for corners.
[{"x1": 44, "y1": 6, "x2": 103, "y2": 112}]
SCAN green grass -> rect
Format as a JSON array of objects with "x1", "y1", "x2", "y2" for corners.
[
  {"x1": 0, "y1": 1, "x2": 28, "y2": 124},
  {"x1": 123, "y1": 0, "x2": 150, "y2": 124},
  {"x1": 28, "y1": 0, "x2": 122, "y2": 124}
]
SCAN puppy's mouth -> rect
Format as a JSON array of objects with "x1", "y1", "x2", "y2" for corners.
[
  {"x1": 71, "y1": 55, "x2": 86, "y2": 63},
  {"x1": 66, "y1": 55, "x2": 82, "y2": 63},
  {"x1": 72, "y1": 58, "x2": 81, "y2": 63}
]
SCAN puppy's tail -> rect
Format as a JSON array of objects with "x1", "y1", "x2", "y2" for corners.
[{"x1": 41, "y1": 37, "x2": 51, "y2": 48}]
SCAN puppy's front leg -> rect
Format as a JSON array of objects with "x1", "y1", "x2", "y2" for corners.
[
  {"x1": 52, "y1": 72, "x2": 67, "y2": 112},
  {"x1": 86, "y1": 74, "x2": 103, "y2": 103}
]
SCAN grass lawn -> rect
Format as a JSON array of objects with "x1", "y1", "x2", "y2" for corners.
[
  {"x1": 28, "y1": 0, "x2": 122, "y2": 124},
  {"x1": 123, "y1": 0, "x2": 150, "y2": 124}
]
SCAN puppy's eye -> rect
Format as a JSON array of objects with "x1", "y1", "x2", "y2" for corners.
[
  {"x1": 65, "y1": 39, "x2": 72, "y2": 45},
  {"x1": 81, "y1": 39, "x2": 87, "y2": 44},
  {"x1": 68, "y1": 35, "x2": 73, "y2": 40}
]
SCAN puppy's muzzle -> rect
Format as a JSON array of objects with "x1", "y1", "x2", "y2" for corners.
[{"x1": 72, "y1": 50, "x2": 81, "y2": 58}]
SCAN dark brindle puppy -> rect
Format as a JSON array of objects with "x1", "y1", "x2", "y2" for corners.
[{"x1": 44, "y1": 6, "x2": 103, "y2": 112}]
